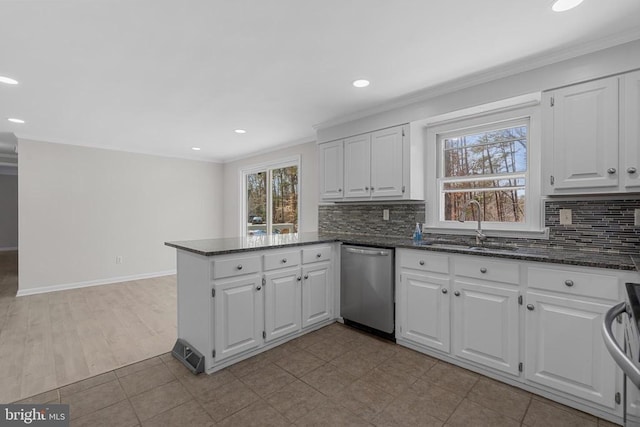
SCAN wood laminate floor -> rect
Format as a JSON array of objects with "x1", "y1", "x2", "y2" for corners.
[{"x1": 0, "y1": 250, "x2": 177, "y2": 403}]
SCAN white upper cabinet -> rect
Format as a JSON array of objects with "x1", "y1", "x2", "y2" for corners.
[
  {"x1": 623, "y1": 70, "x2": 640, "y2": 190},
  {"x1": 318, "y1": 124, "x2": 423, "y2": 201},
  {"x1": 344, "y1": 133, "x2": 371, "y2": 198},
  {"x1": 319, "y1": 140, "x2": 344, "y2": 200},
  {"x1": 543, "y1": 76, "x2": 619, "y2": 193},
  {"x1": 370, "y1": 126, "x2": 404, "y2": 198},
  {"x1": 543, "y1": 70, "x2": 640, "y2": 195}
]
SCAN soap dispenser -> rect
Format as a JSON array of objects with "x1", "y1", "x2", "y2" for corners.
[{"x1": 413, "y1": 223, "x2": 422, "y2": 242}]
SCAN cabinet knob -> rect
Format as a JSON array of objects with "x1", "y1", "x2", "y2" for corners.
[
  {"x1": 607, "y1": 168, "x2": 617, "y2": 175},
  {"x1": 338, "y1": 188, "x2": 342, "y2": 192},
  {"x1": 419, "y1": 260, "x2": 425, "y2": 266},
  {"x1": 480, "y1": 267, "x2": 487, "y2": 273},
  {"x1": 527, "y1": 304, "x2": 535, "y2": 311},
  {"x1": 281, "y1": 258, "x2": 287, "y2": 263},
  {"x1": 304, "y1": 274, "x2": 309, "y2": 280},
  {"x1": 371, "y1": 187, "x2": 375, "y2": 191},
  {"x1": 256, "y1": 285, "x2": 262, "y2": 291},
  {"x1": 237, "y1": 264, "x2": 243, "y2": 270},
  {"x1": 564, "y1": 280, "x2": 574, "y2": 287},
  {"x1": 297, "y1": 276, "x2": 301, "y2": 281},
  {"x1": 441, "y1": 288, "x2": 448, "y2": 294},
  {"x1": 365, "y1": 186, "x2": 369, "y2": 191},
  {"x1": 627, "y1": 167, "x2": 637, "y2": 174},
  {"x1": 454, "y1": 291, "x2": 461, "y2": 297},
  {"x1": 316, "y1": 253, "x2": 322, "y2": 258}
]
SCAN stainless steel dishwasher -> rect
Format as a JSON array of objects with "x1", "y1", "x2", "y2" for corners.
[{"x1": 340, "y1": 245, "x2": 395, "y2": 338}]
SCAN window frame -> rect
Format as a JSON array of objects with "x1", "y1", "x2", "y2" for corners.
[
  {"x1": 425, "y1": 104, "x2": 544, "y2": 236},
  {"x1": 240, "y1": 156, "x2": 301, "y2": 237}
]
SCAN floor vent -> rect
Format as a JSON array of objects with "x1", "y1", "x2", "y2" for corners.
[{"x1": 171, "y1": 339, "x2": 204, "y2": 375}]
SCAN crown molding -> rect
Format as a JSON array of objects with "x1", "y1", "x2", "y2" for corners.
[{"x1": 313, "y1": 28, "x2": 640, "y2": 131}]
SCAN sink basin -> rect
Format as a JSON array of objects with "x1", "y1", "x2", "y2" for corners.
[{"x1": 416, "y1": 241, "x2": 546, "y2": 259}]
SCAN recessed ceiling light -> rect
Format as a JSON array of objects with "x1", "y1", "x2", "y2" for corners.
[
  {"x1": 234, "y1": 129, "x2": 246, "y2": 134},
  {"x1": 7, "y1": 118, "x2": 25, "y2": 124},
  {"x1": 552, "y1": 0, "x2": 584, "y2": 12},
  {"x1": 0, "y1": 76, "x2": 18, "y2": 85},
  {"x1": 191, "y1": 147, "x2": 201, "y2": 151},
  {"x1": 352, "y1": 79, "x2": 370, "y2": 88}
]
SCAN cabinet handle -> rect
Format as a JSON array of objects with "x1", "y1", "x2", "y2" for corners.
[
  {"x1": 628, "y1": 167, "x2": 637, "y2": 174},
  {"x1": 480, "y1": 267, "x2": 487, "y2": 273},
  {"x1": 297, "y1": 276, "x2": 301, "y2": 281},
  {"x1": 237, "y1": 264, "x2": 243, "y2": 270},
  {"x1": 316, "y1": 253, "x2": 322, "y2": 258},
  {"x1": 454, "y1": 291, "x2": 460, "y2": 297},
  {"x1": 564, "y1": 279, "x2": 574, "y2": 287},
  {"x1": 304, "y1": 274, "x2": 309, "y2": 279},
  {"x1": 441, "y1": 288, "x2": 448, "y2": 294},
  {"x1": 281, "y1": 258, "x2": 287, "y2": 263},
  {"x1": 527, "y1": 304, "x2": 534, "y2": 311},
  {"x1": 607, "y1": 168, "x2": 617, "y2": 175},
  {"x1": 419, "y1": 260, "x2": 425, "y2": 266},
  {"x1": 256, "y1": 285, "x2": 262, "y2": 291}
]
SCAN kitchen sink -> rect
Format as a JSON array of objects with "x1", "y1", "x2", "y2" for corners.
[{"x1": 416, "y1": 240, "x2": 546, "y2": 258}]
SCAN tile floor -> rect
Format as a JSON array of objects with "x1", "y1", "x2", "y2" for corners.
[{"x1": 15, "y1": 322, "x2": 621, "y2": 426}]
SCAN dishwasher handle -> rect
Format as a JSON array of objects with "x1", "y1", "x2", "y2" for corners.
[
  {"x1": 602, "y1": 301, "x2": 640, "y2": 388},
  {"x1": 344, "y1": 247, "x2": 391, "y2": 256}
]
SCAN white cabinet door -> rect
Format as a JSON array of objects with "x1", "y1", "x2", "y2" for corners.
[
  {"x1": 319, "y1": 140, "x2": 344, "y2": 200},
  {"x1": 302, "y1": 262, "x2": 331, "y2": 328},
  {"x1": 399, "y1": 271, "x2": 450, "y2": 353},
  {"x1": 371, "y1": 126, "x2": 404, "y2": 198},
  {"x1": 344, "y1": 134, "x2": 371, "y2": 198},
  {"x1": 452, "y1": 280, "x2": 520, "y2": 376},
  {"x1": 623, "y1": 70, "x2": 640, "y2": 190},
  {"x1": 264, "y1": 268, "x2": 301, "y2": 342},
  {"x1": 213, "y1": 275, "x2": 263, "y2": 362},
  {"x1": 545, "y1": 77, "x2": 619, "y2": 191},
  {"x1": 524, "y1": 291, "x2": 617, "y2": 409}
]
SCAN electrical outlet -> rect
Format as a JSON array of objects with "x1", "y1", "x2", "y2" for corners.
[
  {"x1": 635, "y1": 209, "x2": 640, "y2": 226},
  {"x1": 116, "y1": 256, "x2": 123, "y2": 264},
  {"x1": 383, "y1": 209, "x2": 389, "y2": 221},
  {"x1": 559, "y1": 209, "x2": 572, "y2": 225}
]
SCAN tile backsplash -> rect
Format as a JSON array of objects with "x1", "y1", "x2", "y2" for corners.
[{"x1": 318, "y1": 197, "x2": 640, "y2": 254}]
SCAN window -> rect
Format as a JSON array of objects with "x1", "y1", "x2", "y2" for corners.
[
  {"x1": 242, "y1": 158, "x2": 299, "y2": 237},
  {"x1": 425, "y1": 102, "x2": 542, "y2": 235}
]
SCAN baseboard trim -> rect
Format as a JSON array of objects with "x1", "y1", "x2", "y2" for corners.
[
  {"x1": 16, "y1": 269, "x2": 177, "y2": 297},
  {"x1": 0, "y1": 246, "x2": 18, "y2": 252}
]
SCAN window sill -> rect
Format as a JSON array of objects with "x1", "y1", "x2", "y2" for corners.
[{"x1": 423, "y1": 226, "x2": 549, "y2": 240}]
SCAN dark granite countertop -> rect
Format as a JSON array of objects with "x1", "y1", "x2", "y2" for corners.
[{"x1": 165, "y1": 232, "x2": 639, "y2": 272}]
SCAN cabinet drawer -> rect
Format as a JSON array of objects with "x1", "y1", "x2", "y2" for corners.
[
  {"x1": 302, "y1": 245, "x2": 332, "y2": 264},
  {"x1": 399, "y1": 250, "x2": 449, "y2": 274},
  {"x1": 455, "y1": 257, "x2": 519, "y2": 284},
  {"x1": 212, "y1": 255, "x2": 261, "y2": 279},
  {"x1": 264, "y1": 250, "x2": 301, "y2": 271},
  {"x1": 527, "y1": 266, "x2": 619, "y2": 300}
]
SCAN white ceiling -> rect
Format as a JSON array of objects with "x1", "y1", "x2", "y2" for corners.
[{"x1": 1, "y1": 0, "x2": 639, "y2": 163}]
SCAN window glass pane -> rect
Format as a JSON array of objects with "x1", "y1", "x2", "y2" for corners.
[
  {"x1": 444, "y1": 190, "x2": 526, "y2": 223},
  {"x1": 271, "y1": 165, "x2": 298, "y2": 234},
  {"x1": 442, "y1": 178, "x2": 525, "y2": 191},
  {"x1": 444, "y1": 125, "x2": 527, "y2": 177},
  {"x1": 247, "y1": 171, "x2": 267, "y2": 236}
]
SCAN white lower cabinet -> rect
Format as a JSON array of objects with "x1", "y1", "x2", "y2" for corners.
[
  {"x1": 398, "y1": 271, "x2": 450, "y2": 352},
  {"x1": 452, "y1": 279, "x2": 520, "y2": 376},
  {"x1": 524, "y1": 291, "x2": 617, "y2": 409},
  {"x1": 264, "y1": 267, "x2": 302, "y2": 342},
  {"x1": 212, "y1": 274, "x2": 264, "y2": 362},
  {"x1": 302, "y1": 261, "x2": 332, "y2": 328}
]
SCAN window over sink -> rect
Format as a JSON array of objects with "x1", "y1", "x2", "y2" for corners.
[{"x1": 425, "y1": 100, "x2": 544, "y2": 236}]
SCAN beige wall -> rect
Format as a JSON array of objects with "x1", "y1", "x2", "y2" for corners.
[
  {"x1": 222, "y1": 141, "x2": 318, "y2": 237},
  {"x1": 18, "y1": 139, "x2": 224, "y2": 294},
  {"x1": 0, "y1": 173, "x2": 18, "y2": 249}
]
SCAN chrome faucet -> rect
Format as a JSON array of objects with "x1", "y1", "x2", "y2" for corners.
[{"x1": 458, "y1": 199, "x2": 487, "y2": 246}]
